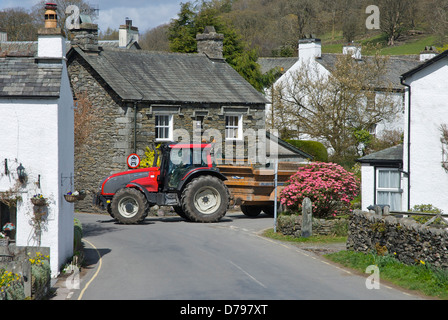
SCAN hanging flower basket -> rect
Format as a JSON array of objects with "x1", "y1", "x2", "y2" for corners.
[
  {"x1": 64, "y1": 194, "x2": 78, "y2": 203},
  {"x1": 31, "y1": 194, "x2": 47, "y2": 206},
  {"x1": 64, "y1": 190, "x2": 86, "y2": 202}
]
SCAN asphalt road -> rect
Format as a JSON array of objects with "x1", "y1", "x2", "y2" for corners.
[{"x1": 54, "y1": 210, "x2": 424, "y2": 302}]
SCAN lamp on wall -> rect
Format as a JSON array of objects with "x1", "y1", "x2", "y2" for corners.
[{"x1": 17, "y1": 163, "x2": 26, "y2": 183}]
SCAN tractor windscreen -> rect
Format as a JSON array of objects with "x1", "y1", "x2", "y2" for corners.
[{"x1": 167, "y1": 145, "x2": 211, "y2": 188}]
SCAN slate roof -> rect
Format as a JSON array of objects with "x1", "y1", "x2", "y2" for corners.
[
  {"x1": 69, "y1": 47, "x2": 268, "y2": 105},
  {"x1": 357, "y1": 144, "x2": 403, "y2": 164},
  {"x1": 0, "y1": 56, "x2": 62, "y2": 98},
  {"x1": 401, "y1": 49, "x2": 448, "y2": 79},
  {"x1": 317, "y1": 54, "x2": 422, "y2": 91},
  {"x1": 258, "y1": 54, "x2": 423, "y2": 91}
]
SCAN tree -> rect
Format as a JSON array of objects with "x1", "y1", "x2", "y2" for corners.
[
  {"x1": 273, "y1": 52, "x2": 400, "y2": 163},
  {"x1": 99, "y1": 27, "x2": 118, "y2": 40},
  {"x1": 0, "y1": 7, "x2": 39, "y2": 41},
  {"x1": 168, "y1": 1, "x2": 269, "y2": 91},
  {"x1": 140, "y1": 24, "x2": 170, "y2": 51},
  {"x1": 378, "y1": 0, "x2": 414, "y2": 46}
]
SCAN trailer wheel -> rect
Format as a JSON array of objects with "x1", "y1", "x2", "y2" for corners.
[
  {"x1": 241, "y1": 205, "x2": 262, "y2": 217},
  {"x1": 262, "y1": 205, "x2": 275, "y2": 216},
  {"x1": 111, "y1": 188, "x2": 149, "y2": 224},
  {"x1": 181, "y1": 176, "x2": 229, "y2": 222}
]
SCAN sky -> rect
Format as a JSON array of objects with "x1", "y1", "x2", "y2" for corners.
[{"x1": 0, "y1": 0, "x2": 185, "y2": 33}]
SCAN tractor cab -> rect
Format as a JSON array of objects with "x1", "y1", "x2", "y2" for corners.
[{"x1": 157, "y1": 143, "x2": 216, "y2": 192}]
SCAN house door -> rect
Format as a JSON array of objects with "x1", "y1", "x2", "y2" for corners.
[{"x1": 376, "y1": 168, "x2": 402, "y2": 211}]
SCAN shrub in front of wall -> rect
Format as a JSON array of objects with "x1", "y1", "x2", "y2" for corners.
[{"x1": 280, "y1": 162, "x2": 360, "y2": 218}]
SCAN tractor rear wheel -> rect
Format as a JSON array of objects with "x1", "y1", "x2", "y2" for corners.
[
  {"x1": 111, "y1": 188, "x2": 149, "y2": 224},
  {"x1": 181, "y1": 176, "x2": 229, "y2": 222},
  {"x1": 173, "y1": 206, "x2": 190, "y2": 220}
]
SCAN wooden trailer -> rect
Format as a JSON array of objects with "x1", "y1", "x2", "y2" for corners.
[{"x1": 217, "y1": 162, "x2": 303, "y2": 217}]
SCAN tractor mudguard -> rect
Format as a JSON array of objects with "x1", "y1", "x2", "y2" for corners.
[{"x1": 176, "y1": 168, "x2": 227, "y2": 192}]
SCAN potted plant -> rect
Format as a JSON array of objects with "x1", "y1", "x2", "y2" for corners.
[{"x1": 31, "y1": 194, "x2": 47, "y2": 206}]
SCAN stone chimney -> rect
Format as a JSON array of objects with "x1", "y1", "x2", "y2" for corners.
[
  {"x1": 420, "y1": 46, "x2": 438, "y2": 62},
  {"x1": 37, "y1": 3, "x2": 65, "y2": 61},
  {"x1": 70, "y1": 22, "x2": 99, "y2": 53},
  {"x1": 298, "y1": 37, "x2": 321, "y2": 63},
  {"x1": 343, "y1": 42, "x2": 362, "y2": 60},
  {"x1": 119, "y1": 18, "x2": 139, "y2": 48},
  {"x1": 196, "y1": 26, "x2": 224, "y2": 60}
]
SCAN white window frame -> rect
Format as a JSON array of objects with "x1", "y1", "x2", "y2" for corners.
[
  {"x1": 155, "y1": 114, "x2": 173, "y2": 142},
  {"x1": 225, "y1": 115, "x2": 243, "y2": 141},
  {"x1": 376, "y1": 168, "x2": 402, "y2": 211}
]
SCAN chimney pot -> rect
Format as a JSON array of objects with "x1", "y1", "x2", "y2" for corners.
[{"x1": 44, "y1": 3, "x2": 58, "y2": 29}]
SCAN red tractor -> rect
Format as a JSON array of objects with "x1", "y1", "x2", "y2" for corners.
[{"x1": 93, "y1": 143, "x2": 230, "y2": 224}]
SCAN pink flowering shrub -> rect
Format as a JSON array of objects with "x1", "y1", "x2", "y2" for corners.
[{"x1": 280, "y1": 162, "x2": 360, "y2": 218}]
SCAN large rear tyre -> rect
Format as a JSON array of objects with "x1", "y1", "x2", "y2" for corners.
[
  {"x1": 111, "y1": 188, "x2": 149, "y2": 224},
  {"x1": 181, "y1": 176, "x2": 229, "y2": 222},
  {"x1": 173, "y1": 206, "x2": 190, "y2": 220},
  {"x1": 241, "y1": 205, "x2": 262, "y2": 217}
]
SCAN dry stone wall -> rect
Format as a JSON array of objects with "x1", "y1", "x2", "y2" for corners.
[
  {"x1": 347, "y1": 210, "x2": 448, "y2": 269},
  {"x1": 276, "y1": 214, "x2": 348, "y2": 237}
]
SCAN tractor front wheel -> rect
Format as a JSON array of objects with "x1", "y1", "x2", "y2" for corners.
[{"x1": 111, "y1": 188, "x2": 149, "y2": 224}]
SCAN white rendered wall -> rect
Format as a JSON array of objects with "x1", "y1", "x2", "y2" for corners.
[
  {"x1": 0, "y1": 95, "x2": 73, "y2": 276},
  {"x1": 360, "y1": 164, "x2": 375, "y2": 211},
  {"x1": 403, "y1": 58, "x2": 448, "y2": 212}
]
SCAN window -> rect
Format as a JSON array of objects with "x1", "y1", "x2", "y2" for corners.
[
  {"x1": 155, "y1": 115, "x2": 173, "y2": 141},
  {"x1": 376, "y1": 169, "x2": 402, "y2": 211},
  {"x1": 225, "y1": 115, "x2": 243, "y2": 140}
]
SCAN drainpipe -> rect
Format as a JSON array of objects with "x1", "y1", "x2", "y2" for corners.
[
  {"x1": 400, "y1": 76, "x2": 411, "y2": 211},
  {"x1": 133, "y1": 101, "x2": 138, "y2": 154}
]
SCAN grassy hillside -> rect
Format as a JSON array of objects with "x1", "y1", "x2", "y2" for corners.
[{"x1": 321, "y1": 31, "x2": 438, "y2": 56}]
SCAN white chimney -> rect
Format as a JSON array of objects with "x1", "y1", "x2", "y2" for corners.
[
  {"x1": 0, "y1": 29, "x2": 7, "y2": 42},
  {"x1": 343, "y1": 43, "x2": 362, "y2": 60},
  {"x1": 420, "y1": 46, "x2": 438, "y2": 62},
  {"x1": 298, "y1": 38, "x2": 321, "y2": 63},
  {"x1": 119, "y1": 18, "x2": 139, "y2": 48},
  {"x1": 37, "y1": 3, "x2": 65, "y2": 60}
]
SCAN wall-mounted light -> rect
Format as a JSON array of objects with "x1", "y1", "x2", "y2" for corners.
[
  {"x1": 4, "y1": 159, "x2": 8, "y2": 175},
  {"x1": 17, "y1": 163, "x2": 26, "y2": 183}
]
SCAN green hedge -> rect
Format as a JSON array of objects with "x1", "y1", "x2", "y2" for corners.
[{"x1": 286, "y1": 140, "x2": 328, "y2": 162}]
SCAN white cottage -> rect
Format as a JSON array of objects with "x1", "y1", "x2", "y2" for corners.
[
  {"x1": 259, "y1": 39, "x2": 422, "y2": 142},
  {"x1": 359, "y1": 48, "x2": 448, "y2": 213},
  {"x1": 0, "y1": 4, "x2": 74, "y2": 276}
]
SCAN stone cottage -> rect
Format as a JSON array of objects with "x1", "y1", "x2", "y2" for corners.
[
  {"x1": 66, "y1": 24, "x2": 276, "y2": 211},
  {"x1": 0, "y1": 3, "x2": 74, "y2": 276}
]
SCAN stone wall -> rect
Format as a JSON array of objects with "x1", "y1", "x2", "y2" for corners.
[
  {"x1": 69, "y1": 55, "x2": 133, "y2": 212},
  {"x1": 347, "y1": 210, "x2": 448, "y2": 269},
  {"x1": 277, "y1": 214, "x2": 348, "y2": 237}
]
